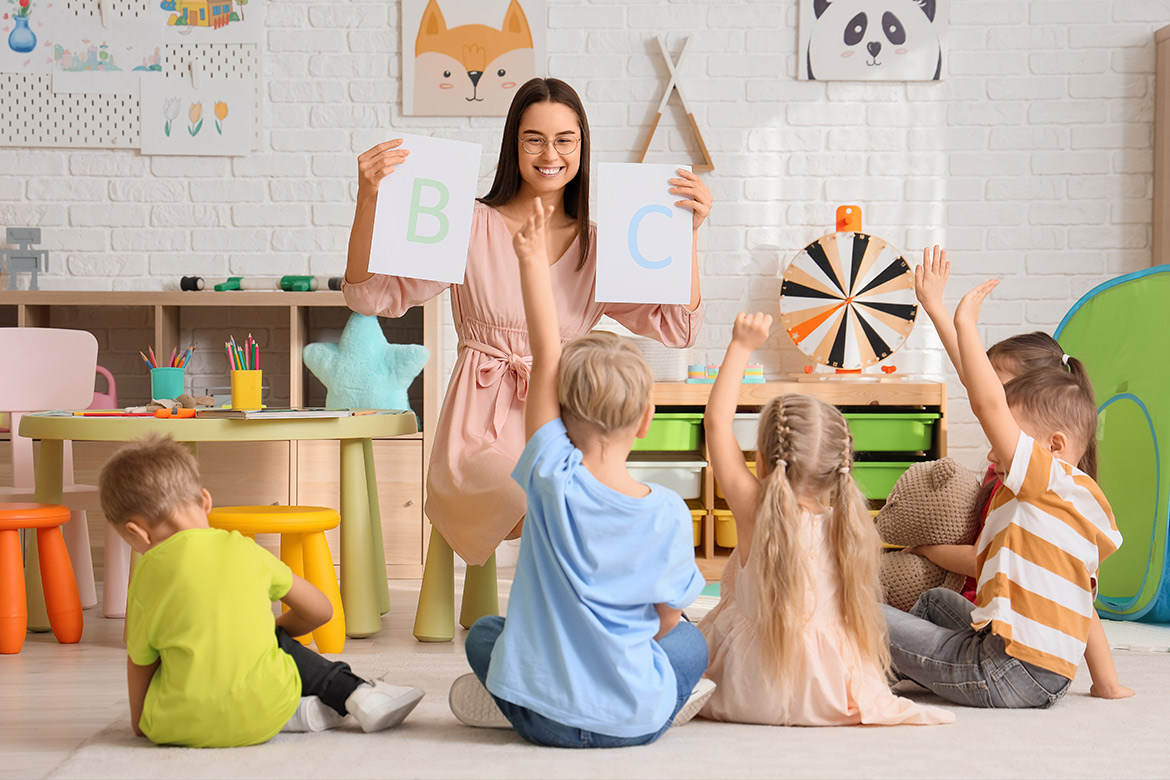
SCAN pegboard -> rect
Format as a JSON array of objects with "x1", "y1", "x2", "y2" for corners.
[{"x1": 0, "y1": 0, "x2": 261, "y2": 150}]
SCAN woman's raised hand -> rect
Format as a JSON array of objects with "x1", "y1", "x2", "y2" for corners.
[
  {"x1": 512, "y1": 197, "x2": 555, "y2": 265},
  {"x1": 670, "y1": 168, "x2": 713, "y2": 231},
  {"x1": 356, "y1": 140, "x2": 410, "y2": 198}
]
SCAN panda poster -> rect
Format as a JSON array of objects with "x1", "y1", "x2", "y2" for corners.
[
  {"x1": 798, "y1": 0, "x2": 946, "y2": 81},
  {"x1": 402, "y1": 0, "x2": 546, "y2": 116}
]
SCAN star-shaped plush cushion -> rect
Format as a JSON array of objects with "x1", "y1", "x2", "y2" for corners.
[{"x1": 302, "y1": 313, "x2": 429, "y2": 418}]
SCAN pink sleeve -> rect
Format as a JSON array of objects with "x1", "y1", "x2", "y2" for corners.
[
  {"x1": 342, "y1": 274, "x2": 450, "y2": 319},
  {"x1": 602, "y1": 300, "x2": 704, "y2": 349}
]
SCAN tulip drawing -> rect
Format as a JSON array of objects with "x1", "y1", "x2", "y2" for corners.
[
  {"x1": 214, "y1": 101, "x2": 228, "y2": 135},
  {"x1": 187, "y1": 102, "x2": 203, "y2": 136},
  {"x1": 163, "y1": 97, "x2": 179, "y2": 137}
]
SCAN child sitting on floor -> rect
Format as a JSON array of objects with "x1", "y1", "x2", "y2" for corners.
[
  {"x1": 883, "y1": 280, "x2": 1125, "y2": 707},
  {"x1": 911, "y1": 246, "x2": 1130, "y2": 699},
  {"x1": 99, "y1": 434, "x2": 425, "y2": 747},
  {"x1": 697, "y1": 312, "x2": 952, "y2": 726},
  {"x1": 447, "y1": 198, "x2": 713, "y2": 747}
]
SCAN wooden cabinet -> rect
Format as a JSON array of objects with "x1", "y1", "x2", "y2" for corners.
[
  {"x1": 645, "y1": 380, "x2": 947, "y2": 581},
  {"x1": 0, "y1": 291, "x2": 441, "y2": 578}
]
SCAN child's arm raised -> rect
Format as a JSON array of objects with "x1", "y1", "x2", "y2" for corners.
[
  {"x1": 276, "y1": 575, "x2": 334, "y2": 639},
  {"x1": 514, "y1": 197, "x2": 562, "y2": 440},
  {"x1": 953, "y1": 280, "x2": 1020, "y2": 471},
  {"x1": 127, "y1": 657, "x2": 159, "y2": 737},
  {"x1": 706, "y1": 312, "x2": 771, "y2": 563},
  {"x1": 915, "y1": 245, "x2": 963, "y2": 376}
]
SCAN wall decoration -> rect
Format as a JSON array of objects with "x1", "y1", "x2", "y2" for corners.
[
  {"x1": 637, "y1": 35, "x2": 713, "y2": 173},
  {"x1": 402, "y1": 0, "x2": 545, "y2": 117},
  {"x1": 156, "y1": 0, "x2": 263, "y2": 45},
  {"x1": 596, "y1": 162, "x2": 694, "y2": 306},
  {"x1": 798, "y1": 0, "x2": 945, "y2": 81},
  {"x1": 1, "y1": 0, "x2": 53, "y2": 72},
  {"x1": 139, "y1": 75, "x2": 252, "y2": 155},
  {"x1": 367, "y1": 133, "x2": 482, "y2": 284},
  {"x1": 50, "y1": 7, "x2": 164, "y2": 93}
]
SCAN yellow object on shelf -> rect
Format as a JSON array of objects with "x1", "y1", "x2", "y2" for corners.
[
  {"x1": 713, "y1": 509, "x2": 737, "y2": 548},
  {"x1": 690, "y1": 508, "x2": 704, "y2": 547},
  {"x1": 715, "y1": 461, "x2": 756, "y2": 499}
]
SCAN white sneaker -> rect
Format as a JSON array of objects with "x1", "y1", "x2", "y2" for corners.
[
  {"x1": 344, "y1": 681, "x2": 425, "y2": 733},
  {"x1": 282, "y1": 696, "x2": 346, "y2": 733},
  {"x1": 672, "y1": 678, "x2": 716, "y2": 726},
  {"x1": 448, "y1": 673, "x2": 510, "y2": 729}
]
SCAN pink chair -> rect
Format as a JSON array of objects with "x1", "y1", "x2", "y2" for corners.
[{"x1": 0, "y1": 328, "x2": 103, "y2": 614}]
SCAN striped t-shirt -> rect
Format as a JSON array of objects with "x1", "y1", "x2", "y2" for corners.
[{"x1": 970, "y1": 432, "x2": 1122, "y2": 680}]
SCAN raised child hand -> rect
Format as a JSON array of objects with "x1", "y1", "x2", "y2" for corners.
[
  {"x1": 512, "y1": 197, "x2": 555, "y2": 265},
  {"x1": 915, "y1": 245, "x2": 949, "y2": 313},
  {"x1": 731, "y1": 312, "x2": 773, "y2": 352},
  {"x1": 356, "y1": 139, "x2": 410, "y2": 198},
  {"x1": 670, "y1": 168, "x2": 713, "y2": 231},
  {"x1": 953, "y1": 279, "x2": 999, "y2": 328}
]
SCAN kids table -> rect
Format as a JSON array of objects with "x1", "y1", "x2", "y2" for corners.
[{"x1": 18, "y1": 411, "x2": 416, "y2": 639}]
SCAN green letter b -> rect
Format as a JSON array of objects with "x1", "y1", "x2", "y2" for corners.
[{"x1": 406, "y1": 178, "x2": 450, "y2": 244}]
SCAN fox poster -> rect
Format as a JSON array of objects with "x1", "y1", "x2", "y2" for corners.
[{"x1": 402, "y1": 0, "x2": 546, "y2": 117}]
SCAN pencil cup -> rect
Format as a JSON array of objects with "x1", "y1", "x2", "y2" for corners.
[
  {"x1": 150, "y1": 367, "x2": 185, "y2": 400},
  {"x1": 231, "y1": 370, "x2": 262, "y2": 410}
]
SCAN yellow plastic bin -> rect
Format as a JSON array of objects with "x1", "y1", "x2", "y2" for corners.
[
  {"x1": 713, "y1": 509, "x2": 737, "y2": 548},
  {"x1": 715, "y1": 461, "x2": 756, "y2": 499},
  {"x1": 690, "y1": 508, "x2": 704, "y2": 547}
]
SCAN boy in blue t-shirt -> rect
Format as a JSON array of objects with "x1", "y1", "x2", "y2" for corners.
[
  {"x1": 447, "y1": 199, "x2": 713, "y2": 747},
  {"x1": 99, "y1": 434, "x2": 424, "y2": 747}
]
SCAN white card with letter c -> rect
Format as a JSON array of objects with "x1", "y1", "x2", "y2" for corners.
[
  {"x1": 368, "y1": 133, "x2": 482, "y2": 284},
  {"x1": 596, "y1": 162, "x2": 693, "y2": 305}
]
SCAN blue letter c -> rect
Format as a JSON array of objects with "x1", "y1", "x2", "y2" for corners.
[{"x1": 628, "y1": 204, "x2": 672, "y2": 269}]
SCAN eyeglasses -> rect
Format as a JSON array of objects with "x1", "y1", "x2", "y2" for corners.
[{"x1": 520, "y1": 136, "x2": 580, "y2": 155}]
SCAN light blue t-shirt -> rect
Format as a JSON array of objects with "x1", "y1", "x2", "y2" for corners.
[{"x1": 486, "y1": 418, "x2": 705, "y2": 737}]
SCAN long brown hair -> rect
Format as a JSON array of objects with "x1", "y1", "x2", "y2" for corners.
[
  {"x1": 479, "y1": 77, "x2": 592, "y2": 270},
  {"x1": 751, "y1": 395, "x2": 889, "y2": 693}
]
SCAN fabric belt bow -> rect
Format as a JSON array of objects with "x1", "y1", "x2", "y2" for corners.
[{"x1": 466, "y1": 339, "x2": 532, "y2": 439}]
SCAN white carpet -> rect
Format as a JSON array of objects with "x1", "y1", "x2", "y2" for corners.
[{"x1": 46, "y1": 642, "x2": 1169, "y2": 779}]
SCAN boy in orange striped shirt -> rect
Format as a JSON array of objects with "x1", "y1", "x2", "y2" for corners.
[{"x1": 882, "y1": 280, "x2": 1130, "y2": 707}]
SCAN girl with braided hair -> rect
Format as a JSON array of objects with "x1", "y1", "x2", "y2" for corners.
[{"x1": 695, "y1": 313, "x2": 952, "y2": 726}]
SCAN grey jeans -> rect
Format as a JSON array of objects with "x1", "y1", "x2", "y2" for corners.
[{"x1": 882, "y1": 588, "x2": 1072, "y2": 709}]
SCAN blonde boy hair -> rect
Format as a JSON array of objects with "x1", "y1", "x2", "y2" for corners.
[
  {"x1": 751, "y1": 394, "x2": 889, "y2": 692},
  {"x1": 557, "y1": 331, "x2": 652, "y2": 434},
  {"x1": 99, "y1": 433, "x2": 204, "y2": 527}
]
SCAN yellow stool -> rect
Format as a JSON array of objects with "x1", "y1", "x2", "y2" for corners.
[{"x1": 208, "y1": 505, "x2": 346, "y2": 653}]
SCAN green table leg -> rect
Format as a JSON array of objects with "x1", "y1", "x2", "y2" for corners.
[
  {"x1": 460, "y1": 553, "x2": 499, "y2": 630},
  {"x1": 26, "y1": 438, "x2": 65, "y2": 632},
  {"x1": 413, "y1": 526, "x2": 454, "y2": 642},
  {"x1": 362, "y1": 438, "x2": 391, "y2": 615},
  {"x1": 340, "y1": 438, "x2": 380, "y2": 638}
]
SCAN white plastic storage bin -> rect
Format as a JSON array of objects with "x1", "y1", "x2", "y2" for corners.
[
  {"x1": 627, "y1": 460, "x2": 706, "y2": 500},
  {"x1": 732, "y1": 413, "x2": 760, "y2": 451}
]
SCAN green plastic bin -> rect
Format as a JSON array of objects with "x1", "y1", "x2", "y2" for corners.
[
  {"x1": 843, "y1": 412, "x2": 940, "y2": 452},
  {"x1": 851, "y1": 461, "x2": 915, "y2": 500},
  {"x1": 632, "y1": 412, "x2": 704, "y2": 452}
]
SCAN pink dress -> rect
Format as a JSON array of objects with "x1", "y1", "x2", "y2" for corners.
[
  {"x1": 343, "y1": 202, "x2": 703, "y2": 565},
  {"x1": 698, "y1": 509, "x2": 954, "y2": 726}
]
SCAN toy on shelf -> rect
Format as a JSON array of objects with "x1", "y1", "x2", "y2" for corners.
[
  {"x1": 780, "y1": 206, "x2": 917, "y2": 377},
  {"x1": 212, "y1": 275, "x2": 343, "y2": 292},
  {"x1": 686, "y1": 363, "x2": 763, "y2": 384},
  {"x1": 1, "y1": 227, "x2": 49, "y2": 290}
]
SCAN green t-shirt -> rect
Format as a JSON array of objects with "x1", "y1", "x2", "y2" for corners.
[{"x1": 126, "y1": 527, "x2": 301, "y2": 747}]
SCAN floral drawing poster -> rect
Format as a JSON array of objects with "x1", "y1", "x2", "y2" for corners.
[
  {"x1": 1, "y1": 0, "x2": 53, "y2": 73},
  {"x1": 140, "y1": 76, "x2": 252, "y2": 156},
  {"x1": 50, "y1": 10, "x2": 164, "y2": 93}
]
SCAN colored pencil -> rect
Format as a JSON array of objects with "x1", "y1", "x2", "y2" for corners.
[
  {"x1": 168, "y1": 346, "x2": 178, "y2": 367},
  {"x1": 148, "y1": 345, "x2": 157, "y2": 368},
  {"x1": 139, "y1": 351, "x2": 152, "y2": 370}
]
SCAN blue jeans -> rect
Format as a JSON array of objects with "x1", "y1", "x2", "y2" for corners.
[
  {"x1": 883, "y1": 588, "x2": 1071, "y2": 709},
  {"x1": 465, "y1": 615, "x2": 708, "y2": 748}
]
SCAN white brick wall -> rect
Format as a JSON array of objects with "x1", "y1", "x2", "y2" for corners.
[{"x1": 3, "y1": 0, "x2": 1168, "y2": 470}]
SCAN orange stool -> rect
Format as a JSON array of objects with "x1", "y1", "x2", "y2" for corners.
[
  {"x1": 207, "y1": 506, "x2": 346, "y2": 653},
  {"x1": 0, "y1": 503, "x2": 82, "y2": 654}
]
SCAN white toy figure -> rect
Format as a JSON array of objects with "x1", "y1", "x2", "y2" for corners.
[{"x1": 2, "y1": 227, "x2": 49, "y2": 290}]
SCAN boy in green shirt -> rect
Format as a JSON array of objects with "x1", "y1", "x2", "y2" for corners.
[{"x1": 99, "y1": 434, "x2": 424, "y2": 747}]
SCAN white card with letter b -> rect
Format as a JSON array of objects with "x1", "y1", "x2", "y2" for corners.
[
  {"x1": 368, "y1": 133, "x2": 482, "y2": 284},
  {"x1": 596, "y1": 162, "x2": 693, "y2": 305}
]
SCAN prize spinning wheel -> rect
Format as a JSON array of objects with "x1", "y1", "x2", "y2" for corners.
[{"x1": 779, "y1": 206, "x2": 917, "y2": 371}]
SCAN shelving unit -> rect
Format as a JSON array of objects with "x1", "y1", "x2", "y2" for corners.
[
  {"x1": 0, "y1": 290, "x2": 441, "y2": 578},
  {"x1": 643, "y1": 380, "x2": 947, "y2": 580}
]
